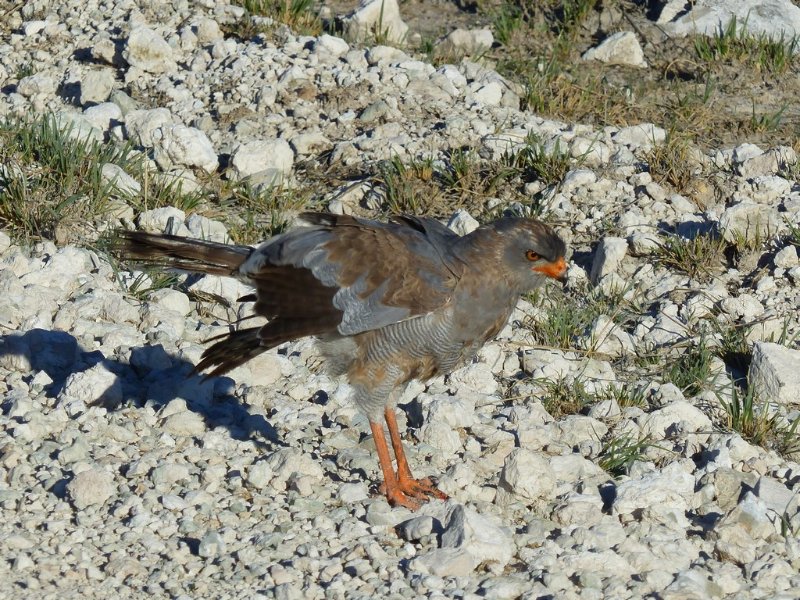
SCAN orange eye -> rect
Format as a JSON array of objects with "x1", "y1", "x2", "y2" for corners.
[{"x1": 525, "y1": 250, "x2": 540, "y2": 261}]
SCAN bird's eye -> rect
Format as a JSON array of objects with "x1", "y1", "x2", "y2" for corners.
[{"x1": 525, "y1": 250, "x2": 540, "y2": 262}]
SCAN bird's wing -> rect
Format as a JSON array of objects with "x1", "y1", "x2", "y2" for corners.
[{"x1": 240, "y1": 213, "x2": 463, "y2": 336}]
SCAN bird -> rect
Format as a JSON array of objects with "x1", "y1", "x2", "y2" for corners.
[{"x1": 116, "y1": 212, "x2": 567, "y2": 509}]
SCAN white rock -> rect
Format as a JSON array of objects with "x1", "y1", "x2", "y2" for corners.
[
  {"x1": 193, "y1": 17, "x2": 224, "y2": 43},
  {"x1": 153, "y1": 125, "x2": 218, "y2": 173},
  {"x1": 718, "y1": 201, "x2": 783, "y2": 244},
  {"x1": 774, "y1": 245, "x2": 799, "y2": 268},
  {"x1": 247, "y1": 461, "x2": 273, "y2": 489},
  {"x1": 582, "y1": 31, "x2": 646, "y2": 67},
  {"x1": 124, "y1": 26, "x2": 176, "y2": 73},
  {"x1": 437, "y1": 28, "x2": 494, "y2": 55},
  {"x1": 125, "y1": 108, "x2": 174, "y2": 147},
  {"x1": 55, "y1": 112, "x2": 103, "y2": 143},
  {"x1": 229, "y1": 139, "x2": 294, "y2": 182},
  {"x1": 749, "y1": 342, "x2": 800, "y2": 405},
  {"x1": 663, "y1": 0, "x2": 800, "y2": 42},
  {"x1": 497, "y1": 448, "x2": 556, "y2": 504},
  {"x1": 57, "y1": 362, "x2": 122, "y2": 409},
  {"x1": 17, "y1": 74, "x2": 56, "y2": 97},
  {"x1": 186, "y1": 214, "x2": 229, "y2": 243},
  {"x1": 719, "y1": 294, "x2": 764, "y2": 321},
  {"x1": 408, "y1": 548, "x2": 475, "y2": 577},
  {"x1": 344, "y1": 0, "x2": 410, "y2": 44},
  {"x1": 137, "y1": 206, "x2": 188, "y2": 234},
  {"x1": 590, "y1": 237, "x2": 628, "y2": 284},
  {"x1": 585, "y1": 314, "x2": 635, "y2": 357},
  {"x1": 419, "y1": 420, "x2": 462, "y2": 453},
  {"x1": 162, "y1": 410, "x2": 207, "y2": 436},
  {"x1": 101, "y1": 163, "x2": 140, "y2": 197},
  {"x1": 80, "y1": 69, "x2": 115, "y2": 104},
  {"x1": 447, "y1": 210, "x2": 479, "y2": 236},
  {"x1": 613, "y1": 124, "x2": 666, "y2": 149},
  {"x1": 148, "y1": 288, "x2": 191, "y2": 316},
  {"x1": 397, "y1": 515, "x2": 434, "y2": 541},
  {"x1": 641, "y1": 400, "x2": 713, "y2": 439},
  {"x1": 613, "y1": 461, "x2": 695, "y2": 522},
  {"x1": 313, "y1": 34, "x2": 350, "y2": 58},
  {"x1": 66, "y1": 466, "x2": 116, "y2": 509},
  {"x1": 440, "y1": 504, "x2": 513, "y2": 569},
  {"x1": 84, "y1": 102, "x2": 122, "y2": 131},
  {"x1": 447, "y1": 362, "x2": 498, "y2": 395}
]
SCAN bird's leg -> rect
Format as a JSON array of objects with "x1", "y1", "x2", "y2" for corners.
[
  {"x1": 384, "y1": 407, "x2": 448, "y2": 501},
  {"x1": 369, "y1": 420, "x2": 422, "y2": 510}
]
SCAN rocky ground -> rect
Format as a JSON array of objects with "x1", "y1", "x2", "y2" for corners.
[{"x1": 1, "y1": 0, "x2": 800, "y2": 599}]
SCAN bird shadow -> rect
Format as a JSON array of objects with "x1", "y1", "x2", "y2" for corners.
[{"x1": 0, "y1": 328, "x2": 281, "y2": 447}]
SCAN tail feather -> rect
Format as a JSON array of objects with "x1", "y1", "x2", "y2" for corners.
[
  {"x1": 115, "y1": 231, "x2": 252, "y2": 277},
  {"x1": 195, "y1": 315, "x2": 341, "y2": 377}
]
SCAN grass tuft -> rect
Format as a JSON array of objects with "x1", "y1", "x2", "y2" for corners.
[
  {"x1": 654, "y1": 233, "x2": 727, "y2": 281},
  {"x1": 598, "y1": 434, "x2": 655, "y2": 477},
  {"x1": 0, "y1": 114, "x2": 143, "y2": 243},
  {"x1": 720, "y1": 383, "x2": 800, "y2": 456}
]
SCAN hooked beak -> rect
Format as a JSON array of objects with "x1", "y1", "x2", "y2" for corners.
[{"x1": 533, "y1": 256, "x2": 568, "y2": 282}]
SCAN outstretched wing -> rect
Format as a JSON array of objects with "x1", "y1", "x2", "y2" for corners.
[{"x1": 240, "y1": 213, "x2": 463, "y2": 336}]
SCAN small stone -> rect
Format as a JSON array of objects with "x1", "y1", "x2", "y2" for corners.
[
  {"x1": 198, "y1": 531, "x2": 226, "y2": 557},
  {"x1": 80, "y1": 69, "x2": 115, "y2": 105},
  {"x1": 229, "y1": 139, "x2": 294, "y2": 183},
  {"x1": 774, "y1": 245, "x2": 798, "y2": 269},
  {"x1": 67, "y1": 466, "x2": 116, "y2": 509},
  {"x1": 447, "y1": 210, "x2": 479, "y2": 236},
  {"x1": 153, "y1": 125, "x2": 218, "y2": 173},
  {"x1": 162, "y1": 411, "x2": 207, "y2": 436},
  {"x1": 749, "y1": 342, "x2": 800, "y2": 406},
  {"x1": 397, "y1": 515, "x2": 434, "y2": 541},
  {"x1": 590, "y1": 237, "x2": 628, "y2": 284},
  {"x1": 496, "y1": 448, "x2": 556, "y2": 504},
  {"x1": 582, "y1": 31, "x2": 646, "y2": 67},
  {"x1": 344, "y1": 0, "x2": 409, "y2": 44},
  {"x1": 101, "y1": 163, "x2": 140, "y2": 197},
  {"x1": 124, "y1": 26, "x2": 176, "y2": 73}
]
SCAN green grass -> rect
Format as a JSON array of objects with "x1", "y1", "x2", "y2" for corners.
[
  {"x1": 218, "y1": 180, "x2": 308, "y2": 245},
  {"x1": 720, "y1": 383, "x2": 800, "y2": 456},
  {"x1": 598, "y1": 434, "x2": 655, "y2": 477},
  {"x1": 123, "y1": 270, "x2": 182, "y2": 301},
  {"x1": 525, "y1": 281, "x2": 639, "y2": 351},
  {"x1": 505, "y1": 133, "x2": 574, "y2": 187},
  {"x1": 0, "y1": 113, "x2": 141, "y2": 242},
  {"x1": 492, "y1": 3, "x2": 523, "y2": 46},
  {"x1": 645, "y1": 132, "x2": 699, "y2": 193},
  {"x1": 663, "y1": 339, "x2": 718, "y2": 397},
  {"x1": 536, "y1": 377, "x2": 595, "y2": 418},
  {"x1": 654, "y1": 233, "x2": 727, "y2": 281},
  {"x1": 694, "y1": 15, "x2": 798, "y2": 74},
  {"x1": 233, "y1": 0, "x2": 322, "y2": 36},
  {"x1": 0, "y1": 113, "x2": 215, "y2": 244}
]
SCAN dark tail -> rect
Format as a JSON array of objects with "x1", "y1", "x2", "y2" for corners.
[
  {"x1": 115, "y1": 231, "x2": 253, "y2": 277},
  {"x1": 195, "y1": 316, "x2": 339, "y2": 377}
]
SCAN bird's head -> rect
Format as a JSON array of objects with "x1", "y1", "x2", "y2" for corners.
[{"x1": 491, "y1": 218, "x2": 568, "y2": 291}]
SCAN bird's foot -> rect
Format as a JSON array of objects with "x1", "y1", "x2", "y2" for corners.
[
  {"x1": 380, "y1": 476, "x2": 447, "y2": 510},
  {"x1": 397, "y1": 475, "x2": 448, "y2": 502}
]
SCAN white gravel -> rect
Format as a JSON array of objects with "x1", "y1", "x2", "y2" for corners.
[{"x1": 1, "y1": 0, "x2": 800, "y2": 598}]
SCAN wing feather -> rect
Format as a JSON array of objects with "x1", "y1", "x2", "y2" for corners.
[{"x1": 239, "y1": 212, "x2": 463, "y2": 336}]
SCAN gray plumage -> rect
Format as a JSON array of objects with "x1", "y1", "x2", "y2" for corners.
[{"x1": 115, "y1": 211, "x2": 567, "y2": 509}]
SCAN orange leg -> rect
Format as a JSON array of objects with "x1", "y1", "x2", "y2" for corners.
[
  {"x1": 369, "y1": 420, "x2": 421, "y2": 510},
  {"x1": 384, "y1": 407, "x2": 448, "y2": 502}
]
